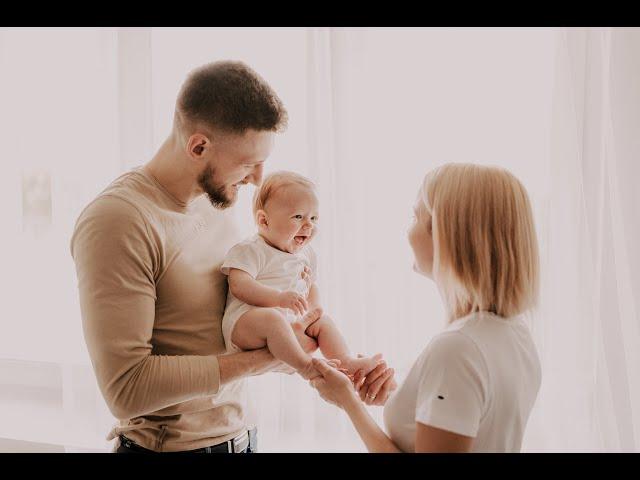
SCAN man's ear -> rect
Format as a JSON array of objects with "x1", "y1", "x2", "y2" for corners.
[
  {"x1": 185, "y1": 133, "x2": 210, "y2": 160},
  {"x1": 256, "y1": 210, "x2": 269, "y2": 229}
]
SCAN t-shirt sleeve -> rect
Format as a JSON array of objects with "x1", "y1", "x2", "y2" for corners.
[
  {"x1": 414, "y1": 331, "x2": 489, "y2": 438},
  {"x1": 220, "y1": 241, "x2": 265, "y2": 278},
  {"x1": 70, "y1": 195, "x2": 220, "y2": 420}
]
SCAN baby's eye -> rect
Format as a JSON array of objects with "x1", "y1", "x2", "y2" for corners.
[
  {"x1": 293, "y1": 214, "x2": 303, "y2": 220},
  {"x1": 311, "y1": 216, "x2": 318, "y2": 222}
]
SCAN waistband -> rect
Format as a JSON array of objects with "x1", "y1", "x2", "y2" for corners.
[{"x1": 119, "y1": 427, "x2": 257, "y2": 453}]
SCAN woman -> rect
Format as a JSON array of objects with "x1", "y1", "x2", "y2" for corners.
[{"x1": 309, "y1": 163, "x2": 542, "y2": 453}]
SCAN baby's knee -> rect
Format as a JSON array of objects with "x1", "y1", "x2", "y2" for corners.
[
  {"x1": 259, "y1": 308, "x2": 290, "y2": 329},
  {"x1": 306, "y1": 313, "x2": 333, "y2": 337}
]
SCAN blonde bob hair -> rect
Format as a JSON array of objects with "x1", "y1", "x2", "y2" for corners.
[
  {"x1": 253, "y1": 170, "x2": 316, "y2": 217},
  {"x1": 421, "y1": 163, "x2": 539, "y2": 321}
]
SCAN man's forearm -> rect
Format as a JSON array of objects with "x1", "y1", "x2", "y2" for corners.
[{"x1": 217, "y1": 347, "x2": 281, "y2": 386}]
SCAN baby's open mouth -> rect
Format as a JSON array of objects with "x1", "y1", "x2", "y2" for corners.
[{"x1": 294, "y1": 235, "x2": 308, "y2": 246}]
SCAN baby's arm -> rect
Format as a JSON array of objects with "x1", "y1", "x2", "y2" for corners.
[
  {"x1": 307, "y1": 283, "x2": 322, "y2": 311},
  {"x1": 228, "y1": 268, "x2": 308, "y2": 316}
]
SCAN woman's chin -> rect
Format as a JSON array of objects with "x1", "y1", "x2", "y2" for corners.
[{"x1": 412, "y1": 262, "x2": 433, "y2": 279}]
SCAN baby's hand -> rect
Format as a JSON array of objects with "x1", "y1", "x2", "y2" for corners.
[
  {"x1": 278, "y1": 290, "x2": 308, "y2": 316},
  {"x1": 301, "y1": 265, "x2": 312, "y2": 289}
]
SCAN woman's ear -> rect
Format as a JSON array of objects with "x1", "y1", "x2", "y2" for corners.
[{"x1": 256, "y1": 210, "x2": 269, "y2": 229}]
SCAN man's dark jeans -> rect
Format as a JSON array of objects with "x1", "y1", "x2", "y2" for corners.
[{"x1": 115, "y1": 429, "x2": 257, "y2": 453}]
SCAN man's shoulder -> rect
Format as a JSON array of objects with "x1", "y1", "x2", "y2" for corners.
[
  {"x1": 77, "y1": 170, "x2": 159, "y2": 223},
  {"x1": 70, "y1": 171, "x2": 157, "y2": 250}
]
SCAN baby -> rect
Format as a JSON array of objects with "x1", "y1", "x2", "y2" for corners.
[{"x1": 220, "y1": 171, "x2": 381, "y2": 379}]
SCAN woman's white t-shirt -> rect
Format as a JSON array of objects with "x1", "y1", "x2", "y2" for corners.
[{"x1": 383, "y1": 311, "x2": 541, "y2": 452}]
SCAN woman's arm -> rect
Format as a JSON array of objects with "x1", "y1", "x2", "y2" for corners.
[
  {"x1": 310, "y1": 359, "x2": 402, "y2": 452},
  {"x1": 310, "y1": 359, "x2": 474, "y2": 452},
  {"x1": 342, "y1": 394, "x2": 402, "y2": 452}
]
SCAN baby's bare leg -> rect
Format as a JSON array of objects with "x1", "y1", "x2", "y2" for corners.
[
  {"x1": 305, "y1": 314, "x2": 351, "y2": 361},
  {"x1": 232, "y1": 308, "x2": 316, "y2": 378},
  {"x1": 306, "y1": 314, "x2": 382, "y2": 375}
]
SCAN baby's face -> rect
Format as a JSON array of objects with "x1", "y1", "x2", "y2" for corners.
[{"x1": 258, "y1": 185, "x2": 319, "y2": 254}]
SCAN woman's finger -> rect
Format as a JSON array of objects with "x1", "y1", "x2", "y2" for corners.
[
  {"x1": 311, "y1": 358, "x2": 333, "y2": 376},
  {"x1": 361, "y1": 362, "x2": 388, "y2": 387},
  {"x1": 310, "y1": 377, "x2": 325, "y2": 389},
  {"x1": 352, "y1": 369, "x2": 364, "y2": 386},
  {"x1": 371, "y1": 370, "x2": 396, "y2": 406},
  {"x1": 357, "y1": 363, "x2": 387, "y2": 402},
  {"x1": 365, "y1": 368, "x2": 394, "y2": 403}
]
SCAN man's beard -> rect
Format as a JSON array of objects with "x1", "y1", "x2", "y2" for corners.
[{"x1": 197, "y1": 164, "x2": 234, "y2": 209}]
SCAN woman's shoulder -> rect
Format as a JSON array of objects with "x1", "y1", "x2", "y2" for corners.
[{"x1": 423, "y1": 329, "x2": 484, "y2": 364}]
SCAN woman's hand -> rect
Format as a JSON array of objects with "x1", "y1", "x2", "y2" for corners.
[
  {"x1": 353, "y1": 354, "x2": 397, "y2": 406},
  {"x1": 309, "y1": 358, "x2": 358, "y2": 409}
]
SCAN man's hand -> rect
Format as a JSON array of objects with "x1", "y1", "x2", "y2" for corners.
[
  {"x1": 278, "y1": 290, "x2": 308, "y2": 316},
  {"x1": 352, "y1": 354, "x2": 397, "y2": 406}
]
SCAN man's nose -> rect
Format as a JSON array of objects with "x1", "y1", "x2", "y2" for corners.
[{"x1": 248, "y1": 164, "x2": 264, "y2": 186}]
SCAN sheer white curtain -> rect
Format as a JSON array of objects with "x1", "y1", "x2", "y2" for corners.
[
  {"x1": 525, "y1": 27, "x2": 640, "y2": 452},
  {"x1": 0, "y1": 27, "x2": 638, "y2": 452},
  {"x1": 0, "y1": 27, "x2": 120, "y2": 451}
]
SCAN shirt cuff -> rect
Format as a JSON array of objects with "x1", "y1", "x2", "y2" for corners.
[{"x1": 416, "y1": 411, "x2": 479, "y2": 438}]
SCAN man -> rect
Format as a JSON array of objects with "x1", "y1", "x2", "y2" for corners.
[{"x1": 70, "y1": 60, "x2": 396, "y2": 453}]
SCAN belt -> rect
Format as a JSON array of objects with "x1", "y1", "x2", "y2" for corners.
[{"x1": 119, "y1": 427, "x2": 256, "y2": 453}]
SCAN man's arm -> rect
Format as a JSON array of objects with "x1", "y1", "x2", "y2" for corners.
[
  {"x1": 217, "y1": 348, "x2": 282, "y2": 384},
  {"x1": 71, "y1": 197, "x2": 285, "y2": 420}
]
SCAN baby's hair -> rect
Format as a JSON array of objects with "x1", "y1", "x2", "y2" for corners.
[
  {"x1": 421, "y1": 163, "x2": 539, "y2": 320},
  {"x1": 253, "y1": 171, "x2": 317, "y2": 217}
]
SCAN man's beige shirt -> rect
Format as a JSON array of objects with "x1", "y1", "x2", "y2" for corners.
[{"x1": 70, "y1": 168, "x2": 246, "y2": 452}]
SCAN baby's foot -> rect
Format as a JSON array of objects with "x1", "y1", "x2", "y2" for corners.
[{"x1": 341, "y1": 353, "x2": 383, "y2": 376}]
